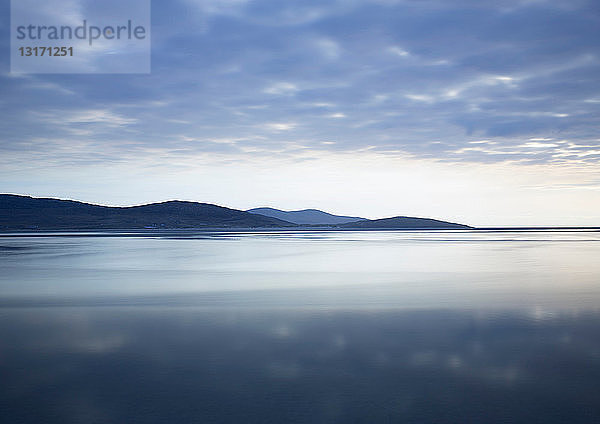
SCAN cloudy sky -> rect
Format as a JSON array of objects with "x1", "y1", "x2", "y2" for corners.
[{"x1": 1, "y1": 0, "x2": 600, "y2": 226}]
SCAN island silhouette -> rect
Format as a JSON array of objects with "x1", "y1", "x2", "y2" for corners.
[{"x1": 0, "y1": 194, "x2": 471, "y2": 230}]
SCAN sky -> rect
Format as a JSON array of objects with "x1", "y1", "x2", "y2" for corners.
[{"x1": 1, "y1": 0, "x2": 599, "y2": 226}]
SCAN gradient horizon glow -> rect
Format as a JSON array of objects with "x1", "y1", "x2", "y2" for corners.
[{"x1": 1, "y1": 0, "x2": 599, "y2": 226}]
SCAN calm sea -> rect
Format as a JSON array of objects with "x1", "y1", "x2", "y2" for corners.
[{"x1": 1, "y1": 230, "x2": 600, "y2": 423}]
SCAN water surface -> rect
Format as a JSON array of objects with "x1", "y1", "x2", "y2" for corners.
[{"x1": 1, "y1": 230, "x2": 600, "y2": 422}]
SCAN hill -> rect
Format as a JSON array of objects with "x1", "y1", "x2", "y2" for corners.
[
  {"x1": 341, "y1": 216, "x2": 471, "y2": 229},
  {"x1": 0, "y1": 195, "x2": 294, "y2": 230},
  {"x1": 0, "y1": 194, "x2": 471, "y2": 230},
  {"x1": 248, "y1": 207, "x2": 366, "y2": 225}
]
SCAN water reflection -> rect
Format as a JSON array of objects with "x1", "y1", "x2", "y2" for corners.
[
  {"x1": 1, "y1": 231, "x2": 600, "y2": 422},
  {"x1": 2, "y1": 230, "x2": 600, "y2": 306},
  {"x1": 2, "y1": 306, "x2": 600, "y2": 423}
]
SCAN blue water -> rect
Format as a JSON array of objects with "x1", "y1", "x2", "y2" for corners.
[{"x1": 1, "y1": 230, "x2": 600, "y2": 423}]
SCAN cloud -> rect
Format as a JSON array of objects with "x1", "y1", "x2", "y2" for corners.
[
  {"x1": 59, "y1": 109, "x2": 138, "y2": 126},
  {"x1": 315, "y1": 38, "x2": 341, "y2": 60},
  {"x1": 0, "y1": 0, "x2": 599, "y2": 168},
  {"x1": 260, "y1": 122, "x2": 298, "y2": 132},
  {"x1": 388, "y1": 46, "x2": 410, "y2": 57},
  {"x1": 264, "y1": 82, "x2": 300, "y2": 95}
]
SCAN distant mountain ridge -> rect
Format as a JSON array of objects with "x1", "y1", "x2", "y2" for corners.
[
  {"x1": 0, "y1": 194, "x2": 293, "y2": 229},
  {"x1": 247, "y1": 207, "x2": 366, "y2": 225},
  {"x1": 341, "y1": 216, "x2": 469, "y2": 229},
  {"x1": 0, "y1": 194, "x2": 471, "y2": 230}
]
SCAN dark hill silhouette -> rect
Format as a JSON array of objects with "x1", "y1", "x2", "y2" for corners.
[
  {"x1": 341, "y1": 216, "x2": 471, "y2": 229},
  {"x1": 248, "y1": 207, "x2": 366, "y2": 225},
  {"x1": 0, "y1": 194, "x2": 294, "y2": 230},
  {"x1": 0, "y1": 194, "x2": 471, "y2": 230}
]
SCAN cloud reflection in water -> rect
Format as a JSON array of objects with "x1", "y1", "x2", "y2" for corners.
[{"x1": 1, "y1": 306, "x2": 600, "y2": 423}]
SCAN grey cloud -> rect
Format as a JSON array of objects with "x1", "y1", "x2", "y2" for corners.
[{"x1": 0, "y1": 0, "x2": 599, "y2": 165}]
